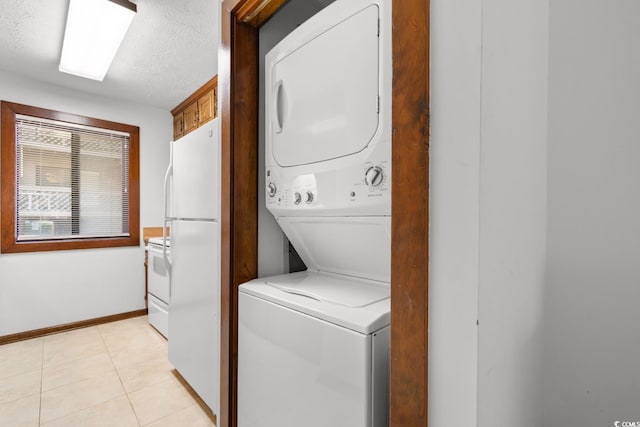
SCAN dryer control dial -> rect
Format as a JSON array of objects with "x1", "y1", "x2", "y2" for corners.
[
  {"x1": 365, "y1": 166, "x2": 384, "y2": 187},
  {"x1": 267, "y1": 181, "x2": 277, "y2": 198},
  {"x1": 304, "y1": 191, "x2": 314, "y2": 204},
  {"x1": 293, "y1": 192, "x2": 302, "y2": 205}
]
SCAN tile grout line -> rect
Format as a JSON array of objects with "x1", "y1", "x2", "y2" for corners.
[
  {"x1": 1, "y1": 317, "x2": 204, "y2": 426},
  {"x1": 39, "y1": 329, "x2": 86, "y2": 425},
  {"x1": 38, "y1": 326, "x2": 121, "y2": 425},
  {"x1": 97, "y1": 321, "x2": 144, "y2": 426},
  {"x1": 39, "y1": 337, "x2": 44, "y2": 426},
  {"x1": 109, "y1": 320, "x2": 202, "y2": 426}
]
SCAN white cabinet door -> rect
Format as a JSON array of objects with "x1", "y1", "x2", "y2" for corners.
[
  {"x1": 267, "y1": 4, "x2": 380, "y2": 167},
  {"x1": 168, "y1": 220, "x2": 219, "y2": 414},
  {"x1": 172, "y1": 119, "x2": 219, "y2": 220}
]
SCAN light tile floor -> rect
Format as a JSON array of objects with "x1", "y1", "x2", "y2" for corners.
[{"x1": 0, "y1": 316, "x2": 216, "y2": 427}]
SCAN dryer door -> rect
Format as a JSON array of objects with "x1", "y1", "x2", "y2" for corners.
[{"x1": 268, "y1": 4, "x2": 380, "y2": 167}]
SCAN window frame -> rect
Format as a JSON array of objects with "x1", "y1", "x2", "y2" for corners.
[{"x1": 1, "y1": 101, "x2": 140, "y2": 253}]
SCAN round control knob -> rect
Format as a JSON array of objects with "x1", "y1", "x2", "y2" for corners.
[
  {"x1": 293, "y1": 192, "x2": 302, "y2": 205},
  {"x1": 365, "y1": 166, "x2": 384, "y2": 187},
  {"x1": 266, "y1": 181, "x2": 277, "y2": 198},
  {"x1": 304, "y1": 191, "x2": 314, "y2": 204}
]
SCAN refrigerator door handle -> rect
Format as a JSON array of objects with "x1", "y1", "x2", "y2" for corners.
[{"x1": 163, "y1": 150, "x2": 173, "y2": 281}]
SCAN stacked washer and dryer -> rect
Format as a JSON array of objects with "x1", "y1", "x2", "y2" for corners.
[{"x1": 238, "y1": 0, "x2": 392, "y2": 426}]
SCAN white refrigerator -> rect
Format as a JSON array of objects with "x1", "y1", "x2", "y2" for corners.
[{"x1": 163, "y1": 118, "x2": 220, "y2": 414}]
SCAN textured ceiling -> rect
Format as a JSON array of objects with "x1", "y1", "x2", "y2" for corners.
[{"x1": 0, "y1": 0, "x2": 219, "y2": 110}]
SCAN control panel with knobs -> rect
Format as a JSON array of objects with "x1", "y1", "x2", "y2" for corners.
[
  {"x1": 364, "y1": 166, "x2": 384, "y2": 188},
  {"x1": 265, "y1": 159, "x2": 390, "y2": 213},
  {"x1": 291, "y1": 191, "x2": 314, "y2": 205}
]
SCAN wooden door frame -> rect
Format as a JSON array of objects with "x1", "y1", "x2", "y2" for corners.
[{"x1": 219, "y1": 1, "x2": 429, "y2": 425}]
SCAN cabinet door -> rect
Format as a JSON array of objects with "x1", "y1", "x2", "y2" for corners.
[
  {"x1": 173, "y1": 112, "x2": 184, "y2": 140},
  {"x1": 213, "y1": 86, "x2": 218, "y2": 119},
  {"x1": 183, "y1": 102, "x2": 199, "y2": 135},
  {"x1": 198, "y1": 90, "x2": 214, "y2": 125}
]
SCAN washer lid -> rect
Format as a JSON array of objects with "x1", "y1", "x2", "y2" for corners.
[
  {"x1": 239, "y1": 271, "x2": 390, "y2": 334},
  {"x1": 266, "y1": 272, "x2": 388, "y2": 308}
]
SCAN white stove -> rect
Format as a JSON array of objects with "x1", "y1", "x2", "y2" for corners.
[
  {"x1": 148, "y1": 236, "x2": 170, "y2": 250},
  {"x1": 146, "y1": 237, "x2": 170, "y2": 338}
]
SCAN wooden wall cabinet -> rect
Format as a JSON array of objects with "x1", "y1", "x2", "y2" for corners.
[
  {"x1": 198, "y1": 88, "x2": 215, "y2": 125},
  {"x1": 183, "y1": 102, "x2": 199, "y2": 135},
  {"x1": 173, "y1": 113, "x2": 184, "y2": 140},
  {"x1": 172, "y1": 76, "x2": 218, "y2": 140}
]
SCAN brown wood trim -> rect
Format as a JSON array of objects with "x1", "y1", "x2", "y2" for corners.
[
  {"x1": 0, "y1": 101, "x2": 140, "y2": 254},
  {"x1": 220, "y1": 5, "x2": 234, "y2": 425},
  {"x1": 235, "y1": 0, "x2": 288, "y2": 27},
  {"x1": 0, "y1": 309, "x2": 148, "y2": 345},
  {"x1": 2, "y1": 237, "x2": 140, "y2": 253},
  {"x1": 109, "y1": 0, "x2": 137, "y2": 13},
  {"x1": 220, "y1": 2, "x2": 259, "y2": 426},
  {"x1": 128, "y1": 123, "x2": 141, "y2": 247},
  {"x1": 390, "y1": 0, "x2": 430, "y2": 425},
  {"x1": 172, "y1": 369, "x2": 217, "y2": 425},
  {"x1": 171, "y1": 75, "x2": 219, "y2": 116},
  {"x1": 1, "y1": 101, "x2": 140, "y2": 133},
  {"x1": 1, "y1": 102, "x2": 17, "y2": 253}
]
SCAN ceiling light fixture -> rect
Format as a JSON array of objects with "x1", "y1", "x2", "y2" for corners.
[{"x1": 59, "y1": 0, "x2": 137, "y2": 81}]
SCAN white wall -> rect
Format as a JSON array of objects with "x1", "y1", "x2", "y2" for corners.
[
  {"x1": 429, "y1": 0, "x2": 482, "y2": 424},
  {"x1": 544, "y1": 1, "x2": 640, "y2": 425},
  {"x1": 430, "y1": 0, "x2": 548, "y2": 425},
  {"x1": 0, "y1": 70, "x2": 171, "y2": 336},
  {"x1": 477, "y1": 0, "x2": 549, "y2": 426}
]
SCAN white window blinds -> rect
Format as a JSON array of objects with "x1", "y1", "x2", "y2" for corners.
[{"x1": 15, "y1": 114, "x2": 130, "y2": 241}]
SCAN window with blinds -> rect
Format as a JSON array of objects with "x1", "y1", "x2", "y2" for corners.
[
  {"x1": 16, "y1": 115, "x2": 130, "y2": 241},
  {"x1": 1, "y1": 101, "x2": 140, "y2": 253}
]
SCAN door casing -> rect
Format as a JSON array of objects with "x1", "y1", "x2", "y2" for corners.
[{"x1": 218, "y1": 1, "x2": 430, "y2": 425}]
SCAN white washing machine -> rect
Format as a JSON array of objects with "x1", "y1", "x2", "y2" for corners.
[
  {"x1": 239, "y1": 272, "x2": 390, "y2": 427},
  {"x1": 238, "y1": 0, "x2": 392, "y2": 426}
]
